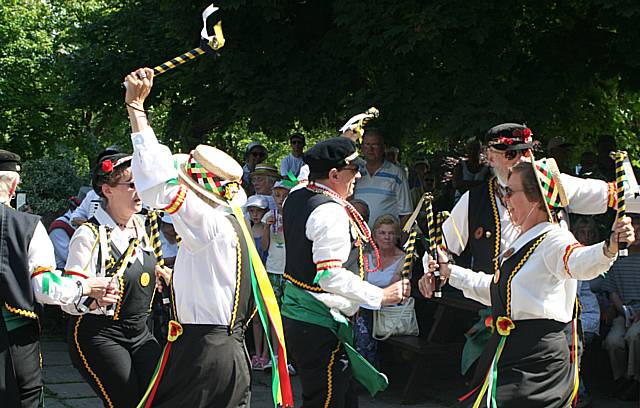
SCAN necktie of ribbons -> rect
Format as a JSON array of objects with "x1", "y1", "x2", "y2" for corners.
[{"x1": 611, "y1": 151, "x2": 628, "y2": 257}]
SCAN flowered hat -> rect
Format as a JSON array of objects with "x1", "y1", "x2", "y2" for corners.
[
  {"x1": 91, "y1": 153, "x2": 132, "y2": 197},
  {"x1": 175, "y1": 145, "x2": 247, "y2": 208},
  {"x1": 485, "y1": 123, "x2": 534, "y2": 151},
  {"x1": 532, "y1": 157, "x2": 569, "y2": 221}
]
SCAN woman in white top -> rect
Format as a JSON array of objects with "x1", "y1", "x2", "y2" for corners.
[
  {"x1": 355, "y1": 214, "x2": 405, "y2": 366},
  {"x1": 420, "y1": 159, "x2": 634, "y2": 408},
  {"x1": 62, "y1": 154, "x2": 164, "y2": 408}
]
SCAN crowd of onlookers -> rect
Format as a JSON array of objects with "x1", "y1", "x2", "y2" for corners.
[{"x1": 37, "y1": 129, "x2": 639, "y2": 405}]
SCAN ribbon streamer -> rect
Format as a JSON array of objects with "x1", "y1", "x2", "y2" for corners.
[
  {"x1": 339, "y1": 107, "x2": 379, "y2": 139},
  {"x1": 151, "y1": 4, "x2": 225, "y2": 77},
  {"x1": 611, "y1": 151, "x2": 628, "y2": 257}
]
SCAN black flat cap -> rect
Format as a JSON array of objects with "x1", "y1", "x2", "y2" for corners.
[
  {"x1": 0, "y1": 149, "x2": 21, "y2": 172},
  {"x1": 484, "y1": 123, "x2": 534, "y2": 151},
  {"x1": 304, "y1": 137, "x2": 360, "y2": 173}
]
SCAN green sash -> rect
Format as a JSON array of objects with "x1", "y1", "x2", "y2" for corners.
[{"x1": 280, "y1": 282, "x2": 389, "y2": 396}]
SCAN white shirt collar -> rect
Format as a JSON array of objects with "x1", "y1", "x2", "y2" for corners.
[{"x1": 501, "y1": 221, "x2": 557, "y2": 262}]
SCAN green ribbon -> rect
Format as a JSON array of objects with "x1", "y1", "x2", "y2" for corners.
[
  {"x1": 281, "y1": 170, "x2": 299, "y2": 188},
  {"x1": 41, "y1": 271, "x2": 63, "y2": 295},
  {"x1": 280, "y1": 282, "x2": 389, "y2": 396}
]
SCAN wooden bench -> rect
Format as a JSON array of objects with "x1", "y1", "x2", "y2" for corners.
[{"x1": 384, "y1": 295, "x2": 484, "y2": 403}]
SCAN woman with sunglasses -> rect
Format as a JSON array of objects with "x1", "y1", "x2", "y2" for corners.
[
  {"x1": 420, "y1": 159, "x2": 634, "y2": 407},
  {"x1": 62, "y1": 153, "x2": 163, "y2": 408}
]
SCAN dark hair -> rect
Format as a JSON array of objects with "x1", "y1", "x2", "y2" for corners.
[
  {"x1": 91, "y1": 154, "x2": 132, "y2": 198},
  {"x1": 349, "y1": 198, "x2": 370, "y2": 223},
  {"x1": 508, "y1": 162, "x2": 544, "y2": 207}
]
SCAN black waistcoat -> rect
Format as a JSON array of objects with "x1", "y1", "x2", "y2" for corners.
[
  {"x1": 0, "y1": 204, "x2": 42, "y2": 319},
  {"x1": 467, "y1": 179, "x2": 501, "y2": 274},
  {"x1": 283, "y1": 188, "x2": 333, "y2": 292},
  {"x1": 83, "y1": 218, "x2": 157, "y2": 322},
  {"x1": 226, "y1": 214, "x2": 255, "y2": 328}
]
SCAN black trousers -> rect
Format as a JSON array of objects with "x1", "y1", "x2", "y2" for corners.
[
  {"x1": 9, "y1": 323, "x2": 42, "y2": 408},
  {"x1": 283, "y1": 317, "x2": 358, "y2": 408},
  {"x1": 151, "y1": 324, "x2": 251, "y2": 408},
  {"x1": 68, "y1": 314, "x2": 160, "y2": 408}
]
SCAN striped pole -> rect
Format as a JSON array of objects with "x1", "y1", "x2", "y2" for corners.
[
  {"x1": 401, "y1": 230, "x2": 417, "y2": 279},
  {"x1": 148, "y1": 211, "x2": 172, "y2": 304},
  {"x1": 426, "y1": 200, "x2": 441, "y2": 297},
  {"x1": 612, "y1": 151, "x2": 628, "y2": 257},
  {"x1": 437, "y1": 211, "x2": 451, "y2": 249},
  {"x1": 151, "y1": 21, "x2": 224, "y2": 77}
]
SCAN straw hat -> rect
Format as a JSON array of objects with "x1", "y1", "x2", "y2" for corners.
[
  {"x1": 175, "y1": 145, "x2": 247, "y2": 208},
  {"x1": 531, "y1": 157, "x2": 568, "y2": 221}
]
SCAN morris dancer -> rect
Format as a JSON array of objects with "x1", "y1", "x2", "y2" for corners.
[
  {"x1": 0, "y1": 149, "x2": 114, "y2": 407},
  {"x1": 427, "y1": 123, "x2": 639, "y2": 375},
  {"x1": 420, "y1": 159, "x2": 635, "y2": 407},
  {"x1": 124, "y1": 67, "x2": 292, "y2": 408},
  {"x1": 281, "y1": 137, "x2": 410, "y2": 407}
]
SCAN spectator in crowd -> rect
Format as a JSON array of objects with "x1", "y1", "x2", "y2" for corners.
[
  {"x1": 452, "y1": 138, "x2": 489, "y2": 203},
  {"x1": 261, "y1": 180, "x2": 293, "y2": 373},
  {"x1": 280, "y1": 133, "x2": 305, "y2": 179},
  {"x1": 602, "y1": 214, "x2": 640, "y2": 401},
  {"x1": 250, "y1": 164, "x2": 279, "y2": 208},
  {"x1": 409, "y1": 159, "x2": 434, "y2": 206},
  {"x1": 245, "y1": 194, "x2": 270, "y2": 369},
  {"x1": 385, "y1": 146, "x2": 408, "y2": 177},
  {"x1": 547, "y1": 137, "x2": 574, "y2": 174},
  {"x1": 578, "y1": 151, "x2": 598, "y2": 178},
  {"x1": 242, "y1": 141, "x2": 268, "y2": 193},
  {"x1": 354, "y1": 128, "x2": 413, "y2": 226},
  {"x1": 49, "y1": 192, "x2": 85, "y2": 269},
  {"x1": 0, "y1": 149, "x2": 115, "y2": 407},
  {"x1": 355, "y1": 214, "x2": 405, "y2": 367},
  {"x1": 571, "y1": 215, "x2": 602, "y2": 408}
]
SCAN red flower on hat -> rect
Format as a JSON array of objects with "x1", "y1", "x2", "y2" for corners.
[
  {"x1": 101, "y1": 159, "x2": 114, "y2": 173},
  {"x1": 498, "y1": 136, "x2": 513, "y2": 145},
  {"x1": 523, "y1": 127, "x2": 532, "y2": 143}
]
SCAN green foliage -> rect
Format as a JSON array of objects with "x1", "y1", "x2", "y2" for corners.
[
  {"x1": 1, "y1": 0, "x2": 639, "y2": 168},
  {"x1": 20, "y1": 151, "x2": 89, "y2": 224}
]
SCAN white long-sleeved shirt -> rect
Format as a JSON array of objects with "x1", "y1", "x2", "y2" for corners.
[
  {"x1": 130, "y1": 127, "x2": 240, "y2": 325},
  {"x1": 442, "y1": 174, "x2": 637, "y2": 265},
  {"x1": 445, "y1": 222, "x2": 615, "y2": 323},
  {"x1": 304, "y1": 183, "x2": 384, "y2": 316},
  {"x1": 28, "y1": 221, "x2": 83, "y2": 306},
  {"x1": 61, "y1": 207, "x2": 151, "y2": 315}
]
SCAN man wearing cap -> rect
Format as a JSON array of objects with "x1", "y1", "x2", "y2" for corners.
[
  {"x1": 280, "y1": 136, "x2": 410, "y2": 407},
  {"x1": 280, "y1": 132, "x2": 306, "y2": 179},
  {"x1": 0, "y1": 149, "x2": 115, "y2": 407},
  {"x1": 124, "y1": 68, "x2": 292, "y2": 407}
]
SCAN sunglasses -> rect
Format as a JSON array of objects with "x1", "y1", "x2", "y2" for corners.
[
  {"x1": 250, "y1": 151, "x2": 266, "y2": 157},
  {"x1": 504, "y1": 186, "x2": 524, "y2": 198},
  {"x1": 291, "y1": 140, "x2": 304, "y2": 146},
  {"x1": 115, "y1": 182, "x2": 136, "y2": 189}
]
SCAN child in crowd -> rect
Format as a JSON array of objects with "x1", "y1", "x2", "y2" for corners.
[
  {"x1": 244, "y1": 195, "x2": 270, "y2": 369},
  {"x1": 261, "y1": 181, "x2": 294, "y2": 373}
]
